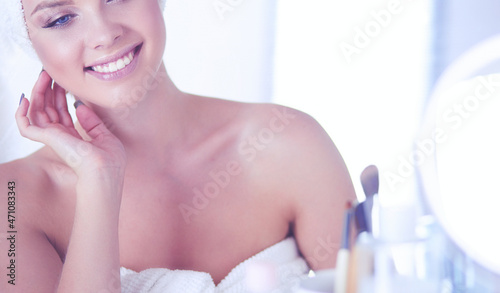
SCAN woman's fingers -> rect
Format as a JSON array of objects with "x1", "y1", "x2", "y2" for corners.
[
  {"x1": 17, "y1": 96, "x2": 87, "y2": 166},
  {"x1": 53, "y1": 82, "x2": 75, "y2": 128},
  {"x1": 42, "y1": 72, "x2": 60, "y2": 124},
  {"x1": 44, "y1": 94, "x2": 59, "y2": 124},
  {"x1": 17, "y1": 72, "x2": 125, "y2": 174},
  {"x1": 75, "y1": 102, "x2": 111, "y2": 140},
  {"x1": 28, "y1": 71, "x2": 55, "y2": 126},
  {"x1": 74, "y1": 102, "x2": 126, "y2": 171},
  {"x1": 16, "y1": 71, "x2": 78, "y2": 144},
  {"x1": 15, "y1": 96, "x2": 44, "y2": 143}
]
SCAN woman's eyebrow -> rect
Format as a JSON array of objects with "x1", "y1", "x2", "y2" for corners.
[{"x1": 31, "y1": 0, "x2": 74, "y2": 16}]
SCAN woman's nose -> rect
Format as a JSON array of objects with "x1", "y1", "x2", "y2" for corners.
[{"x1": 85, "y1": 10, "x2": 123, "y2": 50}]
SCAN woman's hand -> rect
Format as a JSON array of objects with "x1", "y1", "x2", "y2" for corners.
[
  {"x1": 15, "y1": 71, "x2": 126, "y2": 177},
  {"x1": 14, "y1": 71, "x2": 124, "y2": 293}
]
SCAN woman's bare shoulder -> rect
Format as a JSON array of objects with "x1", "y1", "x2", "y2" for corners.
[
  {"x1": 183, "y1": 95, "x2": 343, "y2": 183},
  {"x1": 0, "y1": 148, "x2": 75, "y2": 220},
  {"x1": 0, "y1": 149, "x2": 55, "y2": 187},
  {"x1": 187, "y1": 95, "x2": 311, "y2": 132},
  {"x1": 232, "y1": 101, "x2": 354, "y2": 198},
  {"x1": 228, "y1": 102, "x2": 330, "y2": 156},
  {"x1": 0, "y1": 155, "x2": 44, "y2": 192},
  {"x1": 186, "y1": 96, "x2": 330, "y2": 161}
]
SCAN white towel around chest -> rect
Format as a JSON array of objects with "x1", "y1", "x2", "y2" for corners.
[{"x1": 120, "y1": 237, "x2": 310, "y2": 293}]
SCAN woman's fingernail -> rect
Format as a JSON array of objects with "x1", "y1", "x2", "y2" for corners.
[
  {"x1": 19, "y1": 93, "x2": 25, "y2": 106},
  {"x1": 74, "y1": 100, "x2": 84, "y2": 109},
  {"x1": 39, "y1": 68, "x2": 45, "y2": 76}
]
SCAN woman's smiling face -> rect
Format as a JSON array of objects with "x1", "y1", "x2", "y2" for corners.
[{"x1": 22, "y1": 0, "x2": 166, "y2": 108}]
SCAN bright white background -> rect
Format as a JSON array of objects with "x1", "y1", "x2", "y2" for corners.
[{"x1": 273, "y1": 0, "x2": 432, "y2": 203}]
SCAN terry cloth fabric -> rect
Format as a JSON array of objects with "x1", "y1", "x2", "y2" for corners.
[
  {"x1": 0, "y1": 0, "x2": 167, "y2": 59},
  {"x1": 0, "y1": 0, "x2": 36, "y2": 58},
  {"x1": 120, "y1": 237, "x2": 310, "y2": 293}
]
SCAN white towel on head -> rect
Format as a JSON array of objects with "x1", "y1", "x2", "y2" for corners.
[
  {"x1": 0, "y1": 0, "x2": 37, "y2": 59},
  {"x1": 0, "y1": 0, "x2": 167, "y2": 60},
  {"x1": 120, "y1": 237, "x2": 310, "y2": 293}
]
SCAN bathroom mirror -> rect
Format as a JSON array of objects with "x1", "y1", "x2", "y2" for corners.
[{"x1": 419, "y1": 34, "x2": 500, "y2": 286}]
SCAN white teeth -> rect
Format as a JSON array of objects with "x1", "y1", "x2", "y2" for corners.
[
  {"x1": 116, "y1": 59, "x2": 125, "y2": 70},
  {"x1": 109, "y1": 62, "x2": 118, "y2": 72},
  {"x1": 91, "y1": 50, "x2": 135, "y2": 73}
]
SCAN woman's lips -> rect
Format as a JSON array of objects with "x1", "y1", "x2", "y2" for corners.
[
  {"x1": 91, "y1": 51, "x2": 134, "y2": 73},
  {"x1": 85, "y1": 44, "x2": 142, "y2": 81}
]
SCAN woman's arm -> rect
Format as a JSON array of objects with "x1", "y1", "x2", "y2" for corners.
[
  {"x1": 0, "y1": 168, "x2": 124, "y2": 293},
  {"x1": 11, "y1": 71, "x2": 126, "y2": 293},
  {"x1": 57, "y1": 170, "x2": 124, "y2": 293},
  {"x1": 262, "y1": 106, "x2": 357, "y2": 269},
  {"x1": 0, "y1": 169, "x2": 63, "y2": 293}
]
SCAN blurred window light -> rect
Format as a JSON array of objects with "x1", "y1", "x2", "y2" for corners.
[{"x1": 272, "y1": 0, "x2": 433, "y2": 202}]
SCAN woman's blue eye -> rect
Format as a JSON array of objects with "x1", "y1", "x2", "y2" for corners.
[{"x1": 45, "y1": 15, "x2": 74, "y2": 28}]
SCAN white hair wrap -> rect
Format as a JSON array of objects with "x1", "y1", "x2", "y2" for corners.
[
  {"x1": 0, "y1": 0, "x2": 37, "y2": 58},
  {"x1": 1, "y1": 0, "x2": 167, "y2": 60}
]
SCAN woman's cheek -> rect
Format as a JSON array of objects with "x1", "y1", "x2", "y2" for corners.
[
  {"x1": 33, "y1": 34, "x2": 82, "y2": 79},
  {"x1": 130, "y1": 2, "x2": 166, "y2": 47}
]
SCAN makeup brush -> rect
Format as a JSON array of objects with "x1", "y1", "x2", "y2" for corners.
[
  {"x1": 354, "y1": 165, "x2": 379, "y2": 235},
  {"x1": 360, "y1": 165, "x2": 379, "y2": 233},
  {"x1": 360, "y1": 165, "x2": 379, "y2": 199},
  {"x1": 335, "y1": 201, "x2": 354, "y2": 293}
]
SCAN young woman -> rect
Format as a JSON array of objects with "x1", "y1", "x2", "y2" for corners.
[{"x1": 0, "y1": 0, "x2": 356, "y2": 292}]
